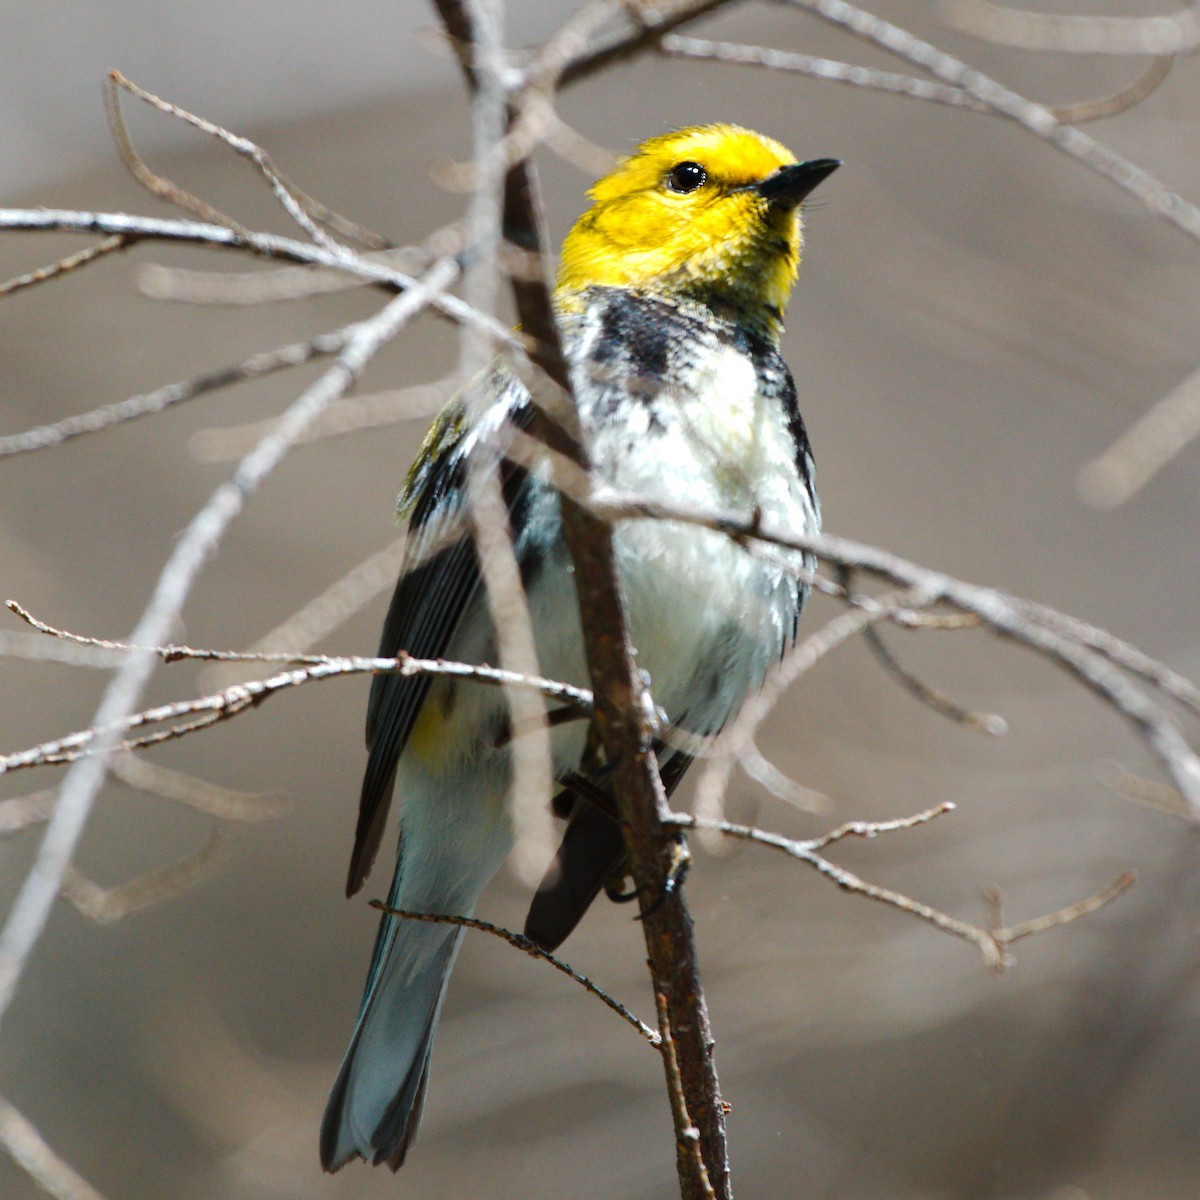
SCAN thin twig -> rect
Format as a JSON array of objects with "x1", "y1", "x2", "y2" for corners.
[
  {"x1": 456, "y1": 0, "x2": 557, "y2": 887},
  {"x1": 0, "y1": 792, "x2": 58, "y2": 837},
  {"x1": 60, "y1": 827, "x2": 232, "y2": 924},
  {"x1": 586, "y1": 488, "x2": 1200, "y2": 820},
  {"x1": 784, "y1": 0, "x2": 1200, "y2": 247},
  {"x1": 993, "y1": 871, "x2": 1137, "y2": 948},
  {"x1": 660, "y1": 35, "x2": 990, "y2": 111},
  {"x1": 941, "y1": 0, "x2": 1200, "y2": 55},
  {"x1": 1, "y1": 611, "x2": 593, "y2": 776},
  {"x1": 660, "y1": 34, "x2": 1173, "y2": 125},
  {"x1": 672, "y1": 807, "x2": 1011, "y2": 967},
  {"x1": 370, "y1": 902, "x2": 661, "y2": 1047},
  {"x1": 862, "y1": 623, "x2": 1008, "y2": 735},
  {"x1": 104, "y1": 74, "x2": 247, "y2": 237},
  {"x1": 1052, "y1": 55, "x2": 1173, "y2": 125},
  {"x1": 0, "y1": 330, "x2": 352, "y2": 458},
  {"x1": 556, "y1": 0, "x2": 736, "y2": 88},
  {"x1": 0, "y1": 208, "x2": 520, "y2": 347},
  {"x1": 0, "y1": 235, "x2": 131, "y2": 298},
  {"x1": 1098, "y1": 761, "x2": 1192, "y2": 822},
  {"x1": 672, "y1": 809, "x2": 1133, "y2": 970},
  {"x1": 107, "y1": 71, "x2": 348, "y2": 256},
  {"x1": 1078, "y1": 362, "x2": 1200, "y2": 510},
  {"x1": 189, "y1": 381, "x2": 452, "y2": 462},
  {"x1": 737, "y1": 744, "x2": 833, "y2": 814},
  {"x1": 0, "y1": 1096, "x2": 109, "y2": 1200},
  {"x1": 110, "y1": 753, "x2": 288, "y2": 822},
  {"x1": 136, "y1": 227, "x2": 458, "y2": 306},
  {"x1": 0, "y1": 630, "x2": 126, "y2": 668},
  {"x1": 0, "y1": 259, "x2": 460, "y2": 1037},
  {"x1": 1019, "y1": 599, "x2": 1200, "y2": 720}
]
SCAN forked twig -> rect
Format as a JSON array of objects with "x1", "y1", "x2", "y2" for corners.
[
  {"x1": 0, "y1": 258, "x2": 461, "y2": 1036},
  {"x1": 107, "y1": 70, "x2": 359, "y2": 256},
  {"x1": 1, "y1": 599, "x2": 593, "y2": 775},
  {"x1": 671, "y1": 809, "x2": 1135, "y2": 971}
]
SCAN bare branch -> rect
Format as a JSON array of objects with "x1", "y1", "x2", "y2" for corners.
[
  {"x1": 804, "y1": 803, "x2": 958, "y2": 851},
  {"x1": 0, "y1": 630, "x2": 125, "y2": 668},
  {"x1": 670, "y1": 806, "x2": 1012, "y2": 968},
  {"x1": 0, "y1": 258, "x2": 459, "y2": 1036},
  {"x1": 1018, "y1": 599, "x2": 1200, "y2": 720},
  {"x1": 660, "y1": 33, "x2": 1173, "y2": 125},
  {"x1": 189, "y1": 381, "x2": 452, "y2": 462},
  {"x1": 0, "y1": 208, "x2": 520, "y2": 346},
  {"x1": 0, "y1": 792, "x2": 57, "y2": 838},
  {"x1": 456, "y1": 0, "x2": 557, "y2": 887},
  {"x1": 0, "y1": 329, "x2": 352, "y2": 459},
  {"x1": 555, "y1": 0, "x2": 737, "y2": 88},
  {"x1": 1051, "y1": 55, "x2": 1173, "y2": 124},
  {"x1": 0, "y1": 626, "x2": 592, "y2": 777},
  {"x1": 785, "y1": 0, "x2": 1200, "y2": 247},
  {"x1": 737, "y1": 744, "x2": 833, "y2": 815},
  {"x1": 941, "y1": 0, "x2": 1200, "y2": 55},
  {"x1": 136, "y1": 222, "x2": 462, "y2": 308},
  {"x1": 654, "y1": 989, "x2": 716, "y2": 1200},
  {"x1": 370, "y1": 902, "x2": 661, "y2": 1047},
  {"x1": 109, "y1": 754, "x2": 288, "y2": 822},
  {"x1": 1078, "y1": 362, "x2": 1200, "y2": 510},
  {"x1": 60, "y1": 827, "x2": 232, "y2": 924},
  {"x1": 0, "y1": 235, "x2": 131, "y2": 298},
  {"x1": 0, "y1": 1096, "x2": 109, "y2": 1200},
  {"x1": 862, "y1": 623, "x2": 1008, "y2": 735},
  {"x1": 1098, "y1": 761, "x2": 1193, "y2": 822},
  {"x1": 992, "y1": 871, "x2": 1137, "y2": 948},
  {"x1": 672, "y1": 809, "x2": 1134, "y2": 970},
  {"x1": 659, "y1": 34, "x2": 990, "y2": 112},
  {"x1": 107, "y1": 70, "x2": 347, "y2": 255},
  {"x1": 438, "y1": 2, "x2": 738, "y2": 1189}
]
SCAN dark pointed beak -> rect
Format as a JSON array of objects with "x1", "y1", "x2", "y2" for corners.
[{"x1": 754, "y1": 158, "x2": 841, "y2": 208}]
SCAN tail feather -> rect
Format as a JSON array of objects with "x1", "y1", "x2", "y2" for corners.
[{"x1": 320, "y1": 914, "x2": 462, "y2": 1172}]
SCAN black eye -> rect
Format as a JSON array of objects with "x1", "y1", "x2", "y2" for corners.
[{"x1": 665, "y1": 161, "x2": 707, "y2": 194}]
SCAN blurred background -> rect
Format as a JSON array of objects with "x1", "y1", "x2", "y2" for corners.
[{"x1": 3, "y1": 3, "x2": 1200, "y2": 1197}]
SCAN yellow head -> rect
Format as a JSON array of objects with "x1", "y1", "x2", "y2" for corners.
[{"x1": 557, "y1": 124, "x2": 838, "y2": 337}]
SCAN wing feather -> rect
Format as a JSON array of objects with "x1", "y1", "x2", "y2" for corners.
[{"x1": 345, "y1": 371, "x2": 534, "y2": 896}]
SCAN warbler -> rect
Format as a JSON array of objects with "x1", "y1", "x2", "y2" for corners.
[{"x1": 320, "y1": 124, "x2": 838, "y2": 1171}]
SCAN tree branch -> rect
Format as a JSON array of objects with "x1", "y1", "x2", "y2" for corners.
[{"x1": 0, "y1": 258, "x2": 459, "y2": 1036}]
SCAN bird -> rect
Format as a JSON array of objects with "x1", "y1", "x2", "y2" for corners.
[{"x1": 320, "y1": 123, "x2": 838, "y2": 1172}]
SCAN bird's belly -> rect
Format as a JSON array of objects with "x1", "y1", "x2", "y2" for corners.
[
  {"x1": 522, "y1": 511, "x2": 801, "y2": 739},
  {"x1": 615, "y1": 517, "x2": 798, "y2": 733}
]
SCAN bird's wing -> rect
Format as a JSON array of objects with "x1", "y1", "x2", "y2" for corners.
[{"x1": 345, "y1": 371, "x2": 531, "y2": 896}]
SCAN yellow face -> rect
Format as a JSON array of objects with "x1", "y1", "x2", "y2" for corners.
[{"x1": 557, "y1": 125, "x2": 807, "y2": 328}]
